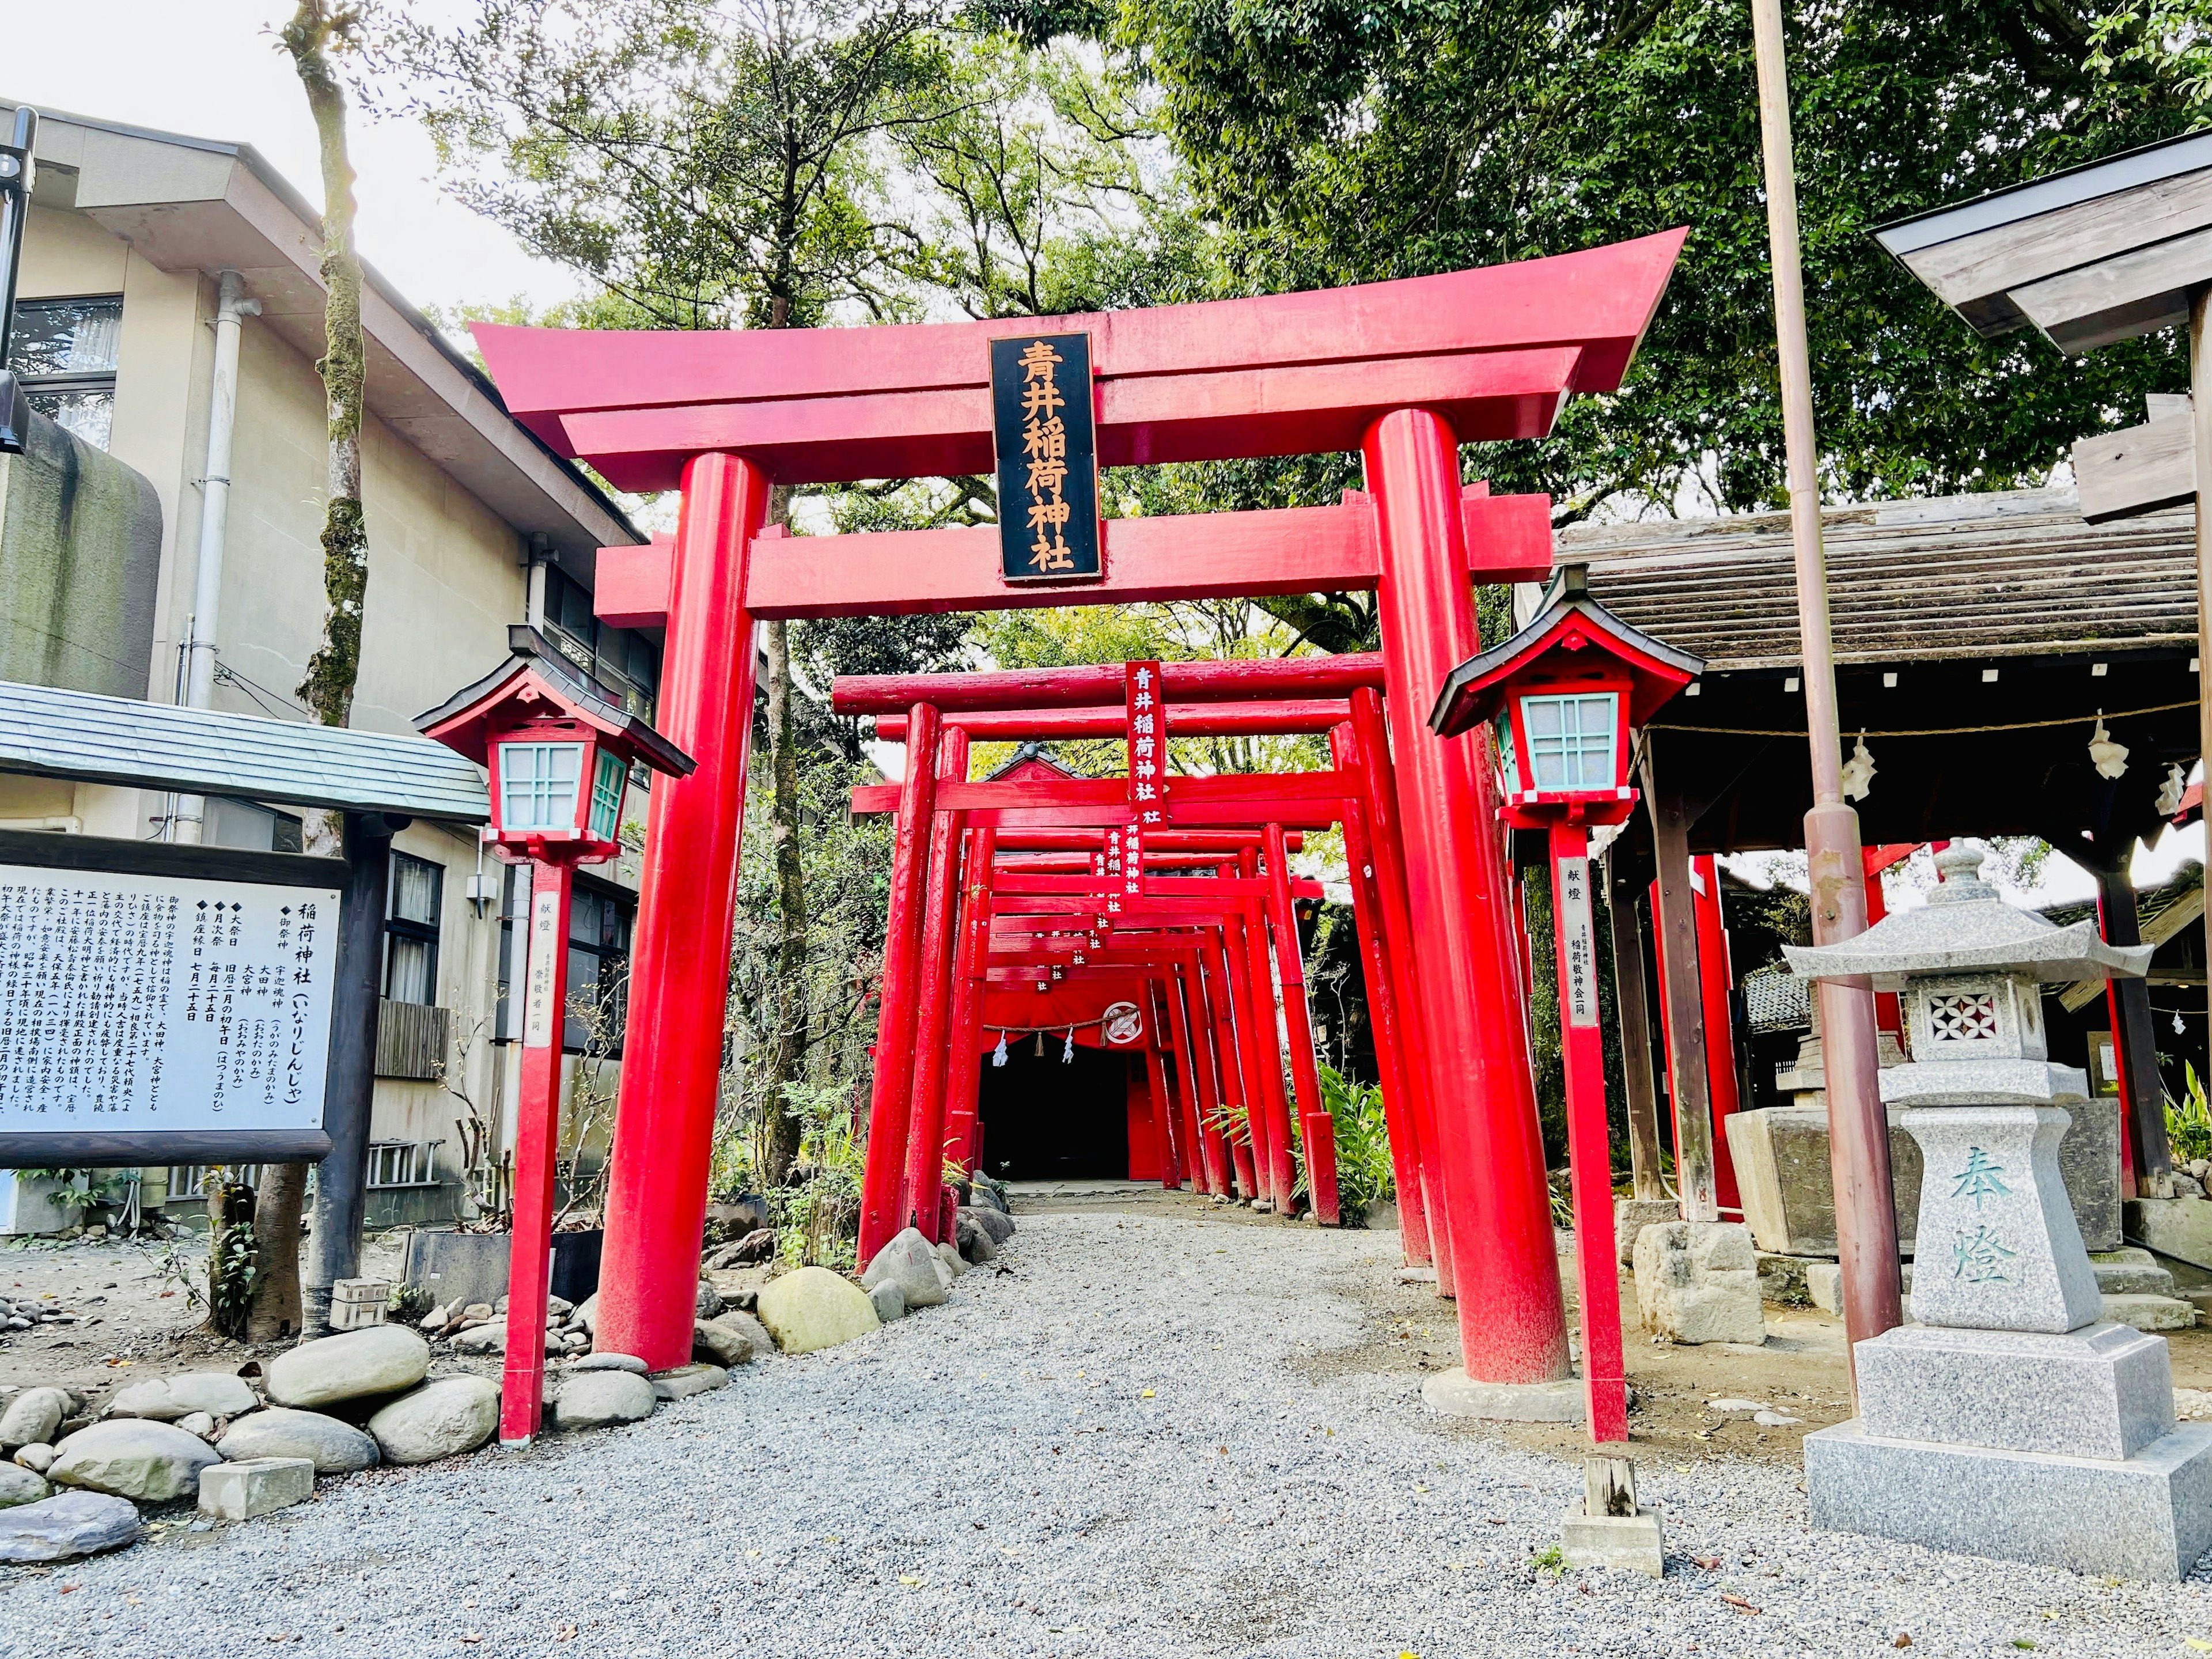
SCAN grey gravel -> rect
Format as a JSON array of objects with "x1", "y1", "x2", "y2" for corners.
[{"x1": 7, "y1": 1209, "x2": 2212, "y2": 1655}]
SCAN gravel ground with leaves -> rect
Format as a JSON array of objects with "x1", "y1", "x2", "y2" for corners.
[{"x1": 6, "y1": 1205, "x2": 2212, "y2": 1657}]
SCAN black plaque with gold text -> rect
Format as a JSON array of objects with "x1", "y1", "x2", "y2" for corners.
[{"x1": 990, "y1": 331, "x2": 1102, "y2": 585}]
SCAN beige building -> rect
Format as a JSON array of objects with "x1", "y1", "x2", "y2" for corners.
[{"x1": 0, "y1": 104, "x2": 655, "y2": 1225}]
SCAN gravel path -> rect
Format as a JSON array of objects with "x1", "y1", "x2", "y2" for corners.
[{"x1": 7, "y1": 1206, "x2": 2212, "y2": 1657}]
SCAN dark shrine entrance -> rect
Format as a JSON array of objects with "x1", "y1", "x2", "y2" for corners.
[{"x1": 976, "y1": 1039, "x2": 1131, "y2": 1181}]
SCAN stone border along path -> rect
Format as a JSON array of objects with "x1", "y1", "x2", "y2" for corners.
[{"x1": 7, "y1": 1207, "x2": 2212, "y2": 1657}]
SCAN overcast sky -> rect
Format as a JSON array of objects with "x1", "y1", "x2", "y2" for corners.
[{"x1": 8, "y1": 0, "x2": 577, "y2": 320}]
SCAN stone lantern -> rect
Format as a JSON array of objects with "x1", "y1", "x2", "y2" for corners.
[{"x1": 1787, "y1": 844, "x2": 2212, "y2": 1580}]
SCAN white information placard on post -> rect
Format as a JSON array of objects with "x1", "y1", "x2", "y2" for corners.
[{"x1": 0, "y1": 862, "x2": 341, "y2": 1139}]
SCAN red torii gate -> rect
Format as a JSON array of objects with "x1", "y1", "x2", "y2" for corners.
[
  {"x1": 853, "y1": 674, "x2": 1448, "y2": 1278},
  {"x1": 471, "y1": 230, "x2": 1685, "y2": 1400}
]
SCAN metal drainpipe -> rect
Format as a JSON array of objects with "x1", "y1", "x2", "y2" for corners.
[{"x1": 172, "y1": 270, "x2": 261, "y2": 844}]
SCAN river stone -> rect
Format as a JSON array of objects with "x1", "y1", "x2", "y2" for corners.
[
  {"x1": 870, "y1": 1280, "x2": 907, "y2": 1323},
  {"x1": 755, "y1": 1266, "x2": 880, "y2": 1354},
  {"x1": 863, "y1": 1228, "x2": 950, "y2": 1309},
  {"x1": 695, "y1": 1279, "x2": 725, "y2": 1319},
  {"x1": 267, "y1": 1326, "x2": 430, "y2": 1410},
  {"x1": 962, "y1": 1205, "x2": 1014, "y2": 1247},
  {"x1": 215, "y1": 1407, "x2": 379, "y2": 1474},
  {"x1": 649, "y1": 1364, "x2": 728, "y2": 1402},
  {"x1": 694, "y1": 1319, "x2": 751, "y2": 1367},
  {"x1": 554, "y1": 1370, "x2": 657, "y2": 1430},
  {"x1": 50, "y1": 1420, "x2": 220, "y2": 1501},
  {"x1": 13, "y1": 1445, "x2": 54, "y2": 1475},
  {"x1": 450, "y1": 1324, "x2": 506, "y2": 1355},
  {"x1": 0, "y1": 1491, "x2": 141, "y2": 1562},
  {"x1": 109, "y1": 1372, "x2": 259, "y2": 1422},
  {"x1": 711, "y1": 1311, "x2": 773, "y2": 1362},
  {"x1": 0, "y1": 1465, "x2": 49, "y2": 1507},
  {"x1": 0, "y1": 1389, "x2": 70, "y2": 1450},
  {"x1": 936, "y1": 1242, "x2": 966, "y2": 1280},
  {"x1": 366, "y1": 1376, "x2": 499, "y2": 1465},
  {"x1": 956, "y1": 1213, "x2": 998, "y2": 1263},
  {"x1": 572, "y1": 1352, "x2": 648, "y2": 1374}
]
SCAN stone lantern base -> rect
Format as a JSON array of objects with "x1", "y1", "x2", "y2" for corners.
[{"x1": 1807, "y1": 1322, "x2": 2212, "y2": 1580}]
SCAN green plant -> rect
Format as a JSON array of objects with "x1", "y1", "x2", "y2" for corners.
[
  {"x1": 388, "y1": 1282, "x2": 434, "y2": 1322},
  {"x1": 208, "y1": 1221, "x2": 257, "y2": 1339},
  {"x1": 770, "y1": 1081, "x2": 867, "y2": 1272},
  {"x1": 1531, "y1": 1544, "x2": 1567, "y2": 1575},
  {"x1": 1299, "y1": 1066, "x2": 1395, "y2": 1227},
  {"x1": 2168, "y1": 1063, "x2": 2212, "y2": 1165}
]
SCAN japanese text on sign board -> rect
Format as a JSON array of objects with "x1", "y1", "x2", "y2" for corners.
[
  {"x1": 989, "y1": 332, "x2": 1102, "y2": 584},
  {"x1": 1124, "y1": 660, "x2": 1169, "y2": 825},
  {"x1": 1556, "y1": 855, "x2": 1599, "y2": 1028},
  {"x1": 0, "y1": 865, "x2": 339, "y2": 1134}
]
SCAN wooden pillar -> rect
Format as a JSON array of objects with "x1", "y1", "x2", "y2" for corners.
[
  {"x1": 2094, "y1": 860, "x2": 2175, "y2": 1193},
  {"x1": 1144, "y1": 1029, "x2": 1182, "y2": 1190},
  {"x1": 304, "y1": 811, "x2": 395, "y2": 1335},
  {"x1": 1169, "y1": 965, "x2": 1222, "y2": 1195},
  {"x1": 1640, "y1": 738, "x2": 1718, "y2": 1223},
  {"x1": 596, "y1": 451, "x2": 768, "y2": 1372},
  {"x1": 1604, "y1": 852, "x2": 1668, "y2": 1205},
  {"x1": 900, "y1": 733, "x2": 970, "y2": 1240},
  {"x1": 1690, "y1": 854, "x2": 1743, "y2": 1213},
  {"x1": 858, "y1": 703, "x2": 942, "y2": 1263},
  {"x1": 940, "y1": 828, "x2": 995, "y2": 1178}
]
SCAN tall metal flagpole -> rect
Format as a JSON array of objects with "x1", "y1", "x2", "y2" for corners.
[{"x1": 1748, "y1": 0, "x2": 1903, "y2": 1381}]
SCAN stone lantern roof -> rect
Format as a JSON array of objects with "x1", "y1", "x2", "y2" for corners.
[{"x1": 1783, "y1": 845, "x2": 2152, "y2": 990}]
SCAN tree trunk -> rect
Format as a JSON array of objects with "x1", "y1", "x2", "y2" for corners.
[
  {"x1": 761, "y1": 482, "x2": 810, "y2": 1184},
  {"x1": 264, "y1": 0, "x2": 369, "y2": 1342}
]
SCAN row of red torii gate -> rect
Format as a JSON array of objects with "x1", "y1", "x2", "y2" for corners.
[{"x1": 468, "y1": 226, "x2": 1694, "y2": 1440}]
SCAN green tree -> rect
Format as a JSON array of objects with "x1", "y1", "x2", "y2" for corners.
[
  {"x1": 972, "y1": 0, "x2": 2192, "y2": 535},
  {"x1": 388, "y1": 0, "x2": 962, "y2": 1182}
]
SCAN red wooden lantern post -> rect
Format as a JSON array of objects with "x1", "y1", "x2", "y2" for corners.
[
  {"x1": 418, "y1": 628, "x2": 695, "y2": 1447},
  {"x1": 1430, "y1": 566, "x2": 1702, "y2": 1442}
]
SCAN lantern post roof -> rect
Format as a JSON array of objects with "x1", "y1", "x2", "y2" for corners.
[
  {"x1": 416, "y1": 625, "x2": 696, "y2": 778},
  {"x1": 1427, "y1": 564, "x2": 1705, "y2": 737},
  {"x1": 1785, "y1": 846, "x2": 2152, "y2": 988}
]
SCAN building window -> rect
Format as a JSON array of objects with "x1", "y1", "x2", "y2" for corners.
[
  {"x1": 206, "y1": 798, "x2": 305, "y2": 854},
  {"x1": 543, "y1": 564, "x2": 661, "y2": 726},
  {"x1": 7, "y1": 296, "x2": 123, "y2": 450},
  {"x1": 589, "y1": 751, "x2": 625, "y2": 841},
  {"x1": 1520, "y1": 692, "x2": 1618, "y2": 791},
  {"x1": 384, "y1": 852, "x2": 444, "y2": 1005},
  {"x1": 566, "y1": 882, "x2": 634, "y2": 1055}
]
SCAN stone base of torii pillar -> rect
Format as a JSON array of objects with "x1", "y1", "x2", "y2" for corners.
[{"x1": 1791, "y1": 846, "x2": 2212, "y2": 1582}]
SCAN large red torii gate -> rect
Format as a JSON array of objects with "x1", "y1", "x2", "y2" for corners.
[{"x1": 471, "y1": 230, "x2": 1685, "y2": 1402}]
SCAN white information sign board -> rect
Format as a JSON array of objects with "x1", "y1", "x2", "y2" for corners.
[{"x1": 0, "y1": 862, "x2": 341, "y2": 1137}]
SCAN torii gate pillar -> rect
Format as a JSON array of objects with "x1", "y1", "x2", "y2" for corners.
[{"x1": 1367, "y1": 408, "x2": 1571, "y2": 1389}]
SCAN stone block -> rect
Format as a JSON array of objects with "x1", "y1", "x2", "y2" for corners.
[
  {"x1": 1806, "y1": 1418, "x2": 2212, "y2": 1582},
  {"x1": 1807, "y1": 1262, "x2": 1842, "y2": 1316},
  {"x1": 197, "y1": 1457, "x2": 315, "y2": 1522},
  {"x1": 1900, "y1": 1105, "x2": 2101, "y2": 1334},
  {"x1": 1854, "y1": 1321, "x2": 2174, "y2": 1461},
  {"x1": 2125, "y1": 1196, "x2": 2212, "y2": 1267},
  {"x1": 1419, "y1": 1373, "x2": 1586, "y2": 1423},
  {"x1": 2090, "y1": 1248, "x2": 2178, "y2": 1296},
  {"x1": 1560, "y1": 1503, "x2": 1664, "y2": 1576},
  {"x1": 1633, "y1": 1222, "x2": 1766, "y2": 1345},
  {"x1": 2104, "y1": 1293, "x2": 2196, "y2": 1332},
  {"x1": 402, "y1": 1231, "x2": 514, "y2": 1312},
  {"x1": 1612, "y1": 1199, "x2": 1677, "y2": 1267},
  {"x1": 1725, "y1": 1106, "x2": 1921, "y2": 1256}
]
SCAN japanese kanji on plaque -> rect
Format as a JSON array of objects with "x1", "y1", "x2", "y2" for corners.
[
  {"x1": 988, "y1": 331, "x2": 1102, "y2": 585},
  {"x1": 0, "y1": 861, "x2": 340, "y2": 1147}
]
